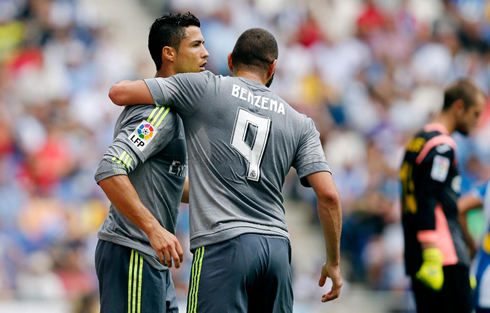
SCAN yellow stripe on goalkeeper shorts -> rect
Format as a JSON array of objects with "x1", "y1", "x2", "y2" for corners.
[
  {"x1": 128, "y1": 250, "x2": 134, "y2": 313},
  {"x1": 137, "y1": 254, "x2": 143, "y2": 313},
  {"x1": 154, "y1": 107, "x2": 171, "y2": 128},
  {"x1": 132, "y1": 252, "x2": 139, "y2": 313},
  {"x1": 147, "y1": 107, "x2": 159, "y2": 123},
  {"x1": 117, "y1": 151, "x2": 127, "y2": 164},
  {"x1": 187, "y1": 248, "x2": 200, "y2": 313},
  {"x1": 151, "y1": 107, "x2": 166, "y2": 125}
]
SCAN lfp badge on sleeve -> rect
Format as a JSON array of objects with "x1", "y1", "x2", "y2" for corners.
[{"x1": 128, "y1": 120, "x2": 158, "y2": 151}]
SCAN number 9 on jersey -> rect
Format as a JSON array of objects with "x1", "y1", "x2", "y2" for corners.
[{"x1": 231, "y1": 108, "x2": 271, "y2": 182}]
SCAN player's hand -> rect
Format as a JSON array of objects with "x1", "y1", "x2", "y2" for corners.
[
  {"x1": 416, "y1": 248, "x2": 444, "y2": 290},
  {"x1": 147, "y1": 225, "x2": 184, "y2": 269},
  {"x1": 319, "y1": 262, "x2": 343, "y2": 302}
]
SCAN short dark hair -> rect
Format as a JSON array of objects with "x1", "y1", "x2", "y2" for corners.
[
  {"x1": 231, "y1": 28, "x2": 278, "y2": 74},
  {"x1": 148, "y1": 12, "x2": 200, "y2": 71},
  {"x1": 443, "y1": 78, "x2": 483, "y2": 111}
]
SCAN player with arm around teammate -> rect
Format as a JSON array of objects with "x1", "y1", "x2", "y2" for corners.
[
  {"x1": 459, "y1": 179, "x2": 490, "y2": 313},
  {"x1": 400, "y1": 79, "x2": 485, "y2": 313},
  {"x1": 94, "y1": 12, "x2": 208, "y2": 313},
  {"x1": 108, "y1": 28, "x2": 343, "y2": 313}
]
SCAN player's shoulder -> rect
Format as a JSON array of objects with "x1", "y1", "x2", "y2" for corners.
[
  {"x1": 414, "y1": 124, "x2": 457, "y2": 165},
  {"x1": 119, "y1": 105, "x2": 178, "y2": 129},
  {"x1": 173, "y1": 70, "x2": 217, "y2": 81}
]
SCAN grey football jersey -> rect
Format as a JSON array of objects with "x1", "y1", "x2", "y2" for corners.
[
  {"x1": 94, "y1": 105, "x2": 187, "y2": 270},
  {"x1": 145, "y1": 71, "x2": 330, "y2": 250}
]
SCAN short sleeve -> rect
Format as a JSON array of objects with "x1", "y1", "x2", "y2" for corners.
[
  {"x1": 292, "y1": 118, "x2": 330, "y2": 187},
  {"x1": 144, "y1": 71, "x2": 213, "y2": 118},
  {"x1": 94, "y1": 105, "x2": 178, "y2": 183}
]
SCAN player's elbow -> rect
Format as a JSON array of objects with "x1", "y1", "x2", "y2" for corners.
[
  {"x1": 109, "y1": 84, "x2": 128, "y2": 106},
  {"x1": 316, "y1": 187, "x2": 341, "y2": 207}
]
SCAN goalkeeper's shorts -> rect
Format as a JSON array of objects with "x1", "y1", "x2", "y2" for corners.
[{"x1": 411, "y1": 264, "x2": 472, "y2": 313}]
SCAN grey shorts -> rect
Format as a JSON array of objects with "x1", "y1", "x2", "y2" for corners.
[
  {"x1": 95, "y1": 239, "x2": 179, "y2": 313},
  {"x1": 186, "y1": 233, "x2": 293, "y2": 313}
]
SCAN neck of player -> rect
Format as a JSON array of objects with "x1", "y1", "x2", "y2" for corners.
[
  {"x1": 234, "y1": 70, "x2": 269, "y2": 86},
  {"x1": 432, "y1": 112, "x2": 457, "y2": 134},
  {"x1": 155, "y1": 67, "x2": 175, "y2": 79}
]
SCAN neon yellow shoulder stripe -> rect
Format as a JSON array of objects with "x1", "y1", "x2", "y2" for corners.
[
  {"x1": 154, "y1": 107, "x2": 171, "y2": 128},
  {"x1": 147, "y1": 107, "x2": 159, "y2": 123}
]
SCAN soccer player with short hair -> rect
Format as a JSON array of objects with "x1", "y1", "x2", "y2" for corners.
[
  {"x1": 109, "y1": 28, "x2": 343, "y2": 312},
  {"x1": 459, "y1": 179, "x2": 490, "y2": 313},
  {"x1": 400, "y1": 79, "x2": 485, "y2": 313},
  {"x1": 94, "y1": 12, "x2": 208, "y2": 313}
]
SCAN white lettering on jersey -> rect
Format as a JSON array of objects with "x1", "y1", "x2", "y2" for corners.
[
  {"x1": 169, "y1": 160, "x2": 187, "y2": 177},
  {"x1": 253, "y1": 96, "x2": 261, "y2": 108},
  {"x1": 239, "y1": 87, "x2": 247, "y2": 101},
  {"x1": 231, "y1": 84, "x2": 286, "y2": 115},
  {"x1": 278, "y1": 102, "x2": 285, "y2": 115},
  {"x1": 270, "y1": 99, "x2": 278, "y2": 111},
  {"x1": 232, "y1": 84, "x2": 240, "y2": 97},
  {"x1": 261, "y1": 97, "x2": 269, "y2": 109},
  {"x1": 431, "y1": 155, "x2": 450, "y2": 182},
  {"x1": 128, "y1": 120, "x2": 158, "y2": 152},
  {"x1": 247, "y1": 90, "x2": 254, "y2": 104}
]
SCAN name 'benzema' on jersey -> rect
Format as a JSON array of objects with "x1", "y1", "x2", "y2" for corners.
[{"x1": 231, "y1": 84, "x2": 285, "y2": 115}]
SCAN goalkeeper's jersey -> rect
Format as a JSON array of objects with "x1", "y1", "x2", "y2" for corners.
[
  {"x1": 400, "y1": 123, "x2": 469, "y2": 275},
  {"x1": 94, "y1": 104, "x2": 187, "y2": 270},
  {"x1": 144, "y1": 71, "x2": 331, "y2": 250}
]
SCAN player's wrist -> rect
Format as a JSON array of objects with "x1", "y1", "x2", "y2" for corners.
[
  {"x1": 326, "y1": 260, "x2": 340, "y2": 267},
  {"x1": 422, "y1": 248, "x2": 443, "y2": 264},
  {"x1": 141, "y1": 218, "x2": 160, "y2": 235}
]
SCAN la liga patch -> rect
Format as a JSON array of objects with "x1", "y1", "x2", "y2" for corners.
[
  {"x1": 431, "y1": 155, "x2": 450, "y2": 182},
  {"x1": 128, "y1": 120, "x2": 157, "y2": 151}
]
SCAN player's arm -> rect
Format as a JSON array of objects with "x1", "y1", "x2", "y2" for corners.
[
  {"x1": 306, "y1": 172, "x2": 343, "y2": 303},
  {"x1": 109, "y1": 72, "x2": 210, "y2": 118},
  {"x1": 95, "y1": 107, "x2": 184, "y2": 268},
  {"x1": 109, "y1": 80, "x2": 154, "y2": 106},
  {"x1": 293, "y1": 118, "x2": 342, "y2": 302},
  {"x1": 458, "y1": 186, "x2": 485, "y2": 258},
  {"x1": 98, "y1": 175, "x2": 183, "y2": 268},
  {"x1": 181, "y1": 177, "x2": 189, "y2": 204}
]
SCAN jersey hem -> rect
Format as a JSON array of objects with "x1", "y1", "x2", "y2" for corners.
[
  {"x1": 189, "y1": 225, "x2": 290, "y2": 250},
  {"x1": 97, "y1": 233, "x2": 168, "y2": 271}
]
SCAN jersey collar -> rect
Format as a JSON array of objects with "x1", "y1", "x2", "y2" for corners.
[{"x1": 423, "y1": 123, "x2": 449, "y2": 135}]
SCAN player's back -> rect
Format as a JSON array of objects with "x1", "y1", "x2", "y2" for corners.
[{"x1": 145, "y1": 71, "x2": 329, "y2": 249}]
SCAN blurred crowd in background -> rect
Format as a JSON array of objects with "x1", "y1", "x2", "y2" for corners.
[{"x1": 1, "y1": 0, "x2": 490, "y2": 311}]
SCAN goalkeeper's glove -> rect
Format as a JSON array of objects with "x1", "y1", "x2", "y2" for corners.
[{"x1": 416, "y1": 248, "x2": 444, "y2": 290}]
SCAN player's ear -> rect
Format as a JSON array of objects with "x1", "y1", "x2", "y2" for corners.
[
  {"x1": 227, "y1": 53, "x2": 233, "y2": 73},
  {"x1": 453, "y1": 99, "x2": 465, "y2": 115},
  {"x1": 268, "y1": 59, "x2": 277, "y2": 78},
  {"x1": 162, "y1": 46, "x2": 176, "y2": 62}
]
